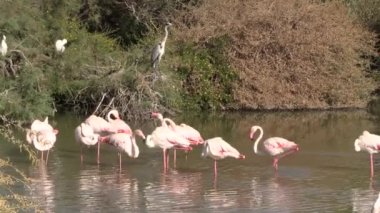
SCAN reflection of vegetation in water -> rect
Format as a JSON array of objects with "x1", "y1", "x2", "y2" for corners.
[
  {"x1": 0, "y1": 125, "x2": 38, "y2": 212},
  {"x1": 0, "y1": 159, "x2": 38, "y2": 212}
]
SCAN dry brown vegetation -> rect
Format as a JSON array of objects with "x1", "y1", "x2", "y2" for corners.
[{"x1": 174, "y1": 0, "x2": 377, "y2": 110}]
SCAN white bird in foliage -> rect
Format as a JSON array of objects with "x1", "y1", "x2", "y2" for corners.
[
  {"x1": 0, "y1": 35, "x2": 7, "y2": 56},
  {"x1": 151, "y1": 22, "x2": 172, "y2": 70},
  {"x1": 354, "y1": 130, "x2": 380, "y2": 177},
  {"x1": 55, "y1": 38, "x2": 67, "y2": 53}
]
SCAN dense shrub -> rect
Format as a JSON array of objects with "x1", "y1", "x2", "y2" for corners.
[{"x1": 174, "y1": 0, "x2": 377, "y2": 109}]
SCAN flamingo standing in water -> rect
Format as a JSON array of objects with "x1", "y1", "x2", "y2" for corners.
[
  {"x1": 354, "y1": 131, "x2": 380, "y2": 177},
  {"x1": 106, "y1": 109, "x2": 132, "y2": 134},
  {"x1": 74, "y1": 122, "x2": 100, "y2": 163},
  {"x1": 202, "y1": 137, "x2": 245, "y2": 177},
  {"x1": 26, "y1": 117, "x2": 59, "y2": 164},
  {"x1": 101, "y1": 129, "x2": 145, "y2": 170},
  {"x1": 146, "y1": 114, "x2": 192, "y2": 170},
  {"x1": 84, "y1": 114, "x2": 117, "y2": 164},
  {"x1": 249, "y1": 125, "x2": 299, "y2": 171},
  {"x1": 164, "y1": 118, "x2": 204, "y2": 165}
]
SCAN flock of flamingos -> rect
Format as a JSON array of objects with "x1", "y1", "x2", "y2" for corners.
[{"x1": 25, "y1": 110, "x2": 380, "y2": 179}]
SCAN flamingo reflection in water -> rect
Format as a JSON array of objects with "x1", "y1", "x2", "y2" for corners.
[
  {"x1": 29, "y1": 163, "x2": 55, "y2": 212},
  {"x1": 143, "y1": 170, "x2": 202, "y2": 211}
]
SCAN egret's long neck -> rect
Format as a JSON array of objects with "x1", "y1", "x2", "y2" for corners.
[
  {"x1": 253, "y1": 127, "x2": 264, "y2": 154},
  {"x1": 161, "y1": 26, "x2": 169, "y2": 46}
]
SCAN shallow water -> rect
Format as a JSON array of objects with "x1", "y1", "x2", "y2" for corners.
[{"x1": 2, "y1": 110, "x2": 380, "y2": 212}]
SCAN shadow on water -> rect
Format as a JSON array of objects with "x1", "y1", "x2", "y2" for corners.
[{"x1": 2, "y1": 110, "x2": 380, "y2": 211}]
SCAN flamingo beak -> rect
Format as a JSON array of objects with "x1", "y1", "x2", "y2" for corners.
[
  {"x1": 295, "y1": 146, "x2": 300, "y2": 151},
  {"x1": 54, "y1": 129, "x2": 59, "y2": 135}
]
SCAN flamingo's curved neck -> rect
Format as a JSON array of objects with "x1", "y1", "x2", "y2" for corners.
[
  {"x1": 157, "y1": 114, "x2": 167, "y2": 128},
  {"x1": 253, "y1": 126, "x2": 264, "y2": 154},
  {"x1": 163, "y1": 118, "x2": 176, "y2": 129}
]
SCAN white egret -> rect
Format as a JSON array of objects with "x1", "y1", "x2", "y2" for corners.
[
  {"x1": 0, "y1": 35, "x2": 7, "y2": 56},
  {"x1": 55, "y1": 38, "x2": 67, "y2": 53}
]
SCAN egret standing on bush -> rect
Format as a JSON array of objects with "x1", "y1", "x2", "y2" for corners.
[
  {"x1": 0, "y1": 35, "x2": 7, "y2": 56},
  {"x1": 151, "y1": 22, "x2": 172, "y2": 71},
  {"x1": 55, "y1": 38, "x2": 67, "y2": 53}
]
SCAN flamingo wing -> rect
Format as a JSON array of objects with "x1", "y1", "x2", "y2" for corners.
[{"x1": 204, "y1": 137, "x2": 242, "y2": 159}]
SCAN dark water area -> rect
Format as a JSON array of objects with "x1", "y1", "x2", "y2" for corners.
[{"x1": 1, "y1": 110, "x2": 380, "y2": 212}]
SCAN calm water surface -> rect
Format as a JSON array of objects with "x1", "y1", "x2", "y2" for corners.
[{"x1": 2, "y1": 110, "x2": 380, "y2": 212}]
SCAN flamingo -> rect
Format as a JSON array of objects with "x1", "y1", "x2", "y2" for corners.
[
  {"x1": 84, "y1": 114, "x2": 117, "y2": 164},
  {"x1": 249, "y1": 125, "x2": 299, "y2": 171},
  {"x1": 26, "y1": 117, "x2": 59, "y2": 164},
  {"x1": 74, "y1": 122, "x2": 100, "y2": 163},
  {"x1": 146, "y1": 114, "x2": 192, "y2": 170},
  {"x1": 354, "y1": 131, "x2": 380, "y2": 177},
  {"x1": 106, "y1": 109, "x2": 132, "y2": 134},
  {"x1": 201, "y1": 137, "x2": 245, "y2": 177},
  {"x1": 164, "y1": 117, "x2": 204, "y2": 166},
  {"x1": 164, "y1": 118, "x2": 204, "y2": 146},
  {"x1": 101, "y1": 129, "x2": 145, "y2": 170}
]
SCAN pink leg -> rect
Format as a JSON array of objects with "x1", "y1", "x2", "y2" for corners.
[
  {"x1": 97, "y1": 142, "x2": 100, "y2": 164},
  {"x1": 174, "y1": 149, "x2": 177, "y2": 168},
  {"x1": 166, "y1": 149, "x2": 170, "y2": 169},
  {"x1": 119, "y1": 152, "x2": 122, "y2": 171},
  {"x1": 45, "y1": 150, "x2": 50, "y2": 165},
  {"x1": 370, "y1": 154, "x2": 374, "y2": 178},
  {"x1": 80, "y1": 144, "x2": 83, "y2": 164},
  {"x1": 163, "y1": 149, "x2": 167, "y2": 170},
  {"x1": 273, "y1": 158, "x2": 279, "y2": 171},
  {"x1": 41, "y1": 151, "x2": 44, "y2": 161},
  {"x1": 214, "y1": 160, "x2": 218, "y2": 177}
]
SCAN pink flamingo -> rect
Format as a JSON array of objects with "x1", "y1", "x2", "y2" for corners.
[
  {"x1": 26, "y1": 117, "x2": 59, "y2": 164},
  {"x1": 84, "y1": 114, "x2": 117, "y2": 164},
  {"x1": 74, "y1": 122, "x2": 100, "y2": 163},
  {"x1": 249, "y1": 125, "x2": 299, "y2": 171},
  {"x1": 101, "y1": 129, "x2": 145, "y2": 170},
  {"x1": 201, "y1": 137, "x2": 245, "y2": 177},
  {"x1": 145, "y1": 118, "x2": 192, "y2": 170},
  {"x1": 164, "y1": 118, "x2": 204, "y2": 145},
  {"x1": 164, "y1": 118, "x2": 204, "y2": 166},
  {"x1": 106, "y1": 109, "x2": 132, "y2": 134},
  {"x1": 354, "y1": 131, "x2": 380, "y2": 177}
]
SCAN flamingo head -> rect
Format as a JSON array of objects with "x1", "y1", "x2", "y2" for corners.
[
  {"x1": 62, "y1": 39, "x2": 67, "y2": 44},
  {"x1": 134, "y1": 129, "x2": 146, "y2": 140},
  {"x1": 249, "y1": 126, "x2": 260, "y2": 140},
  {"x1": 2, "y1": 35, "x2": 6, "y2": 41},
  {"x1": 151, "y1": 112, "x2": 163, "y2": 120},
  {"x1": 354, "y1": 139, "x2": 361, "y2": 152}
]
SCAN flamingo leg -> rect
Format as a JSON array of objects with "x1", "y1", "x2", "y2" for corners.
[
  {"x1": 45, "y1": 150, "x2": 50, "y2": 165},
  {"x1": 80, "y1": 143, "x2": 83, "y2": 164},
  {"x1": 166, "y1": 149, "x2": 170, "y2": 169},
  {"x1": 173, "y1": 149, "x2": 177, "y2": 168},
  {"x1": 370, "y1": 154, "x2": 374, "y2": 178},
  {"x1": 97, "y1": 142, "x2": 100, "y2": 164},
  {"x1": 273, "y1": 158, "x2": 279, "y2": 171},
  {"x1": 41, "y1": 151, "x2": 44, "y2": 161},
  {"x1": 119, "y1": 152, "x2": 122, "y2": 171},
  {"x1": 162, "y1": 149, "x2": 167, "y2": 170},
  {"x1": 214, "y1": 160, "x2": 218, "y2": 177}
]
